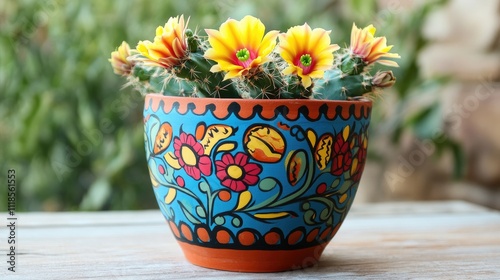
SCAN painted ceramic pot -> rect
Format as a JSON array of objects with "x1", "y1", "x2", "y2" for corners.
[{"x1": 143, "y1": 94, "x2": 372, "y2": 272}]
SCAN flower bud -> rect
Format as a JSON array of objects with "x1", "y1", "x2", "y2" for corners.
[
  {"x1": 109, "y1": 41, "x2": 134, "y2": 76},
  {"x1": 372, "y1": 71, "x2": 396, "y2": 88}
]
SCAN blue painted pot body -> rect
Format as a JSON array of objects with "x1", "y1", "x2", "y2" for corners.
[{"x1": 143, "y1": 94, "x2": 372, "y2": 271}]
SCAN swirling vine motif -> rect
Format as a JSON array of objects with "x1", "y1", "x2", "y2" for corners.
[{"x1": 144, "y1": 95, "x2": 371, "y2": 249}]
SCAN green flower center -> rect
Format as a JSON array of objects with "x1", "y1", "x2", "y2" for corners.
[
  {"x1": 236, "y1": 48, "x2": 250, "y2": 62},
  {"x1": 299, "y1": 54, "x2": 312, "y2": 66}
]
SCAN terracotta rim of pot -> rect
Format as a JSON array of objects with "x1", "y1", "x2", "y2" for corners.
[{"x1": 144, "y1": 94, "x2": 372, "y2": 122}]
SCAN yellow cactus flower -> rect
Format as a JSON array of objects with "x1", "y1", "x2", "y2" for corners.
[
  {"x1": 278, "y1": 23, "x2": 339, "y2": 88},
  {"x1": 204, "y1": 15, "x2": 279, "y2": 80},
  {"x1": 109, "y1": 41, "x2": 134, "y2": 76},
  {"x1": 137, "y1": 15, "x2": 188, "y2": 68},
  {"x1": 350, "y1": 23, "x2": 400, "y2": 67}
]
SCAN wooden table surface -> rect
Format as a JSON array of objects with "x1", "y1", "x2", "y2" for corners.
[{"x1": 3, "y1": 201, "x2": 500, "y2": 279}]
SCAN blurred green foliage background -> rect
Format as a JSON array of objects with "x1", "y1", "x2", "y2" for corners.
[{"x1": 0, "y1": 0, "x2": 447, "y2": 211}]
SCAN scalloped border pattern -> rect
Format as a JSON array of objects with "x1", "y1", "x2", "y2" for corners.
[{"x1": 145, "y1": 94, "x2": 372, "y2": 121}]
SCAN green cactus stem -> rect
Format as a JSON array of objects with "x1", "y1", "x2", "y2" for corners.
[
  {"x1": 282, "y1": 75, "x2": 313, "y2": 99},
  {"x1": 186, "y1": 29, "x2": 205, "y2": 53},
  {"x1": 173, "y1": 52, "x2": 241, "y2": 98},
  {"x1": 314, "y1": 69, "x2": 372, "y2": 100},
  {"x1": 149, "y1": 74, "x2": 198, "y2": 97},
  {"x1": 132, "y1": 64, "x2": 156, "y2": 81},
  {"x1": 339, "y1": 53, "x2": 366, "y2": 75},
  {"x1": 243, "y1": 64, "x2": 286, "y2": 99}
]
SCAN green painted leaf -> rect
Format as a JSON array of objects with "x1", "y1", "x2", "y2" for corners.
[
  {"x1": 231, "y1": 217, "x2": 241, "y2": 228},
  {"x1": 195, "y1": 205, "x2": 206, "y2": 218},
  {"x1": 198, "y1": 181, "x2": 210, "y2": 193},
  {"x1": 245, "y1": 191, "x2": 280, "y2": 211},
  {"x1": 320, "y1": 207, "x2": 331, "y2": 221},
  {"x1": 338, "y1": 180, "x2": 352, "y2": 194},
  {"x1": 214, "y1": 216, "x2": 225, "y2": 225},
  {"x1": 147, "y1": 117, "x2": 161, "y2": 155},
  {"x1": 178, "y1": 201, "x2": 201, "y2": 225},
  {"x1": 303, "y1": 209, "x2": 316, "y2": 225},
  {"x1": 259, "y1": 178, "x2": 278, "y2": 192},
  {"x1": 330, "y1": 178, "x2": 341, "y2": 190}
]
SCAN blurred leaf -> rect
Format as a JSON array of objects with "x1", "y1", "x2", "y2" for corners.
[
  {"x1": 406, "y1": 102, "x2": 442, "y2": 139},
  {"x1": 80, "y1": 178, "x2": 111, "y2": 210},
  {"x1": 349, "y1": 0, "x2": 376, "y2": 17}
]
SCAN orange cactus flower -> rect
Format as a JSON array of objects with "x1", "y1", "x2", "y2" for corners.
[
  {"x1": 137, "y1": 15, "x2": 188, "y2": 68},
  {"x1": 109, "y1": 41, "x2": 134, "y2": 76},
  {"x1": 204, "y1": 15, "x2": 279, "y2": 80},
  {"x1": 278, "y1": 23, "x2": 339, "y2": 88},
  {"x1": 350, "y1": 23, "x2": 400, "y2": 67}
]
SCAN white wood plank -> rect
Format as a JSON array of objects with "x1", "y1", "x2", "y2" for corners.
[
  {"x1": 2, "y1": 201, "x2": 499, "y2": 279},
  {"x1": 350, "y1": 200, "x2": 493, "y2": 216},
  {"x1": 15, "y1": 210, "x2": 165, "y2": 227}
]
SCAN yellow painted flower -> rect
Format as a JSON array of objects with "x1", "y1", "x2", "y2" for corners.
[
  {"x1": 137, "y1": 15, "x2": 188, "y2": 68},
  {"x1": 278, "y1": 23, "x2": 339, "y2": 88},
  {"x1": 204, "y1": 15, "x2": 279, "y2": 80},
  {"x1": 109, "y1": 41, "x2": 134, "y2": 76},
  {"x1": 350, "y1": 23, "x2": 400, "y2": 67}
]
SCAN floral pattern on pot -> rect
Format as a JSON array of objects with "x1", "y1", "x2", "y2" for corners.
[
  {"x1": 172, "y1": 132, "x2": 212, "y2": 180},
  {"x1": 215, "y1": 152, "x2": 262, "y2": 192},
  {"x1": 144, "y1": 95, "x2": 371, "y2": 250}
]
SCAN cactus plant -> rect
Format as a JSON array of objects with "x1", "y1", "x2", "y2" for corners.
[
  {"x1": 108, "y1": 15, "x2": 400, "y2": 272},
  {"x1": 109, "y1": 15, "x2": 399, "y2": 100}
]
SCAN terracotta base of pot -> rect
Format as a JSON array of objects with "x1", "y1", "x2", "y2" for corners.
[{"x1": 178, "y1": 241, "x2": 327, "y2": 272}]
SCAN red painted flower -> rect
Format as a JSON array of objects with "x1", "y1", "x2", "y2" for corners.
[
  {"x1": 216, "y1": 152, "x2": 262, "y2": 192},
  {"x1": 173, "y1": 132, "x2": 212, "y2": 180},
  {"x1": 351, "y1": 133, "x2": 368, "y2": 182},
  {"x1": 331, "y1": 133, "x2": 353, "y2": 176}
]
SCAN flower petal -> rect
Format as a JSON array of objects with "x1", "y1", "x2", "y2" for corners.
[
  {"x1": 278, "y1": 23, "x2": 336, "y2": 88},
  {"x1": 198, "y1": 156, "x2": 212, "y2": 176},
  {"x1": 234, "y1": 153, "x2": 248, "y2": 165},
  {"x1": 204, "y1": 16, "x2": 278, "y2": 78},
  {"x1": 243, "y1": 174, "x2": 259, "y2": 186},
  {"x1": 350, "y1": 23, "x2": 399, "y2": 66},
  {"x1": 136, "y1": 15, "x2": 188, "y2": 68},
  {"x1": 300, "y1": 74, "x2": 312, "y2": 88}
]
